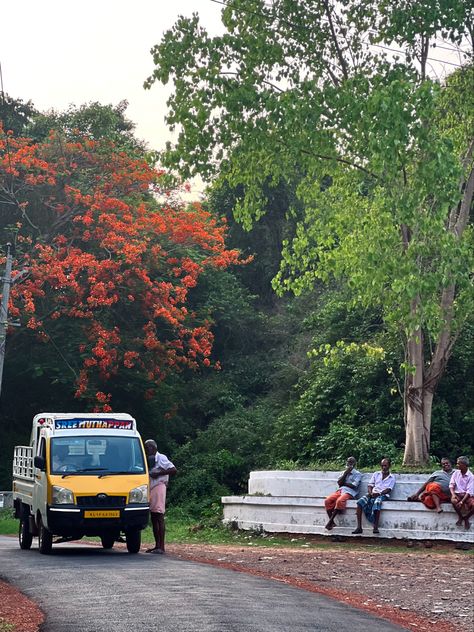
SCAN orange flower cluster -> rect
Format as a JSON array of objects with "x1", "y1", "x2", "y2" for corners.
[{"x1": 1, "y1": 127, "x2": 244, "y2": 409}]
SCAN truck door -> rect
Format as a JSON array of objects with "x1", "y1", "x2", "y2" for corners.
[{"x1": 32, "y1": 435, "x2": 48, "y2": 524}]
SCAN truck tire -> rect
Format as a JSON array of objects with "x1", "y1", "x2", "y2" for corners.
[
  {"x1": 125, "y1": 528, "x2": 141, "y2": 554},
  {"x1": 38, "y1": 519, "x2": 53, "y2": 555},
  {"x1": 100, "y1": 534, "x2": 115, "y2": 550},
  {"x1": 19, "y1": 518, "x2": 33, "y2": 550}
]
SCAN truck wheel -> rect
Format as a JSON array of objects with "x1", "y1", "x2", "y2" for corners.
[
  {"x1": 125, "y1": 529, "x2": 141, "y2": 554},
  {"x1": 100, "y1": 534, "x2": 115, "y2": 550},
  {"x1": 38, "y1": 519, "x2": 53, "y2": 555},
  {"x1": 19, "y1": 519, "x2": 33, "y2": 550}
]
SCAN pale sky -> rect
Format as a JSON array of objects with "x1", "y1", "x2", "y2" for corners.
[
  {"x1": 0, "y1": 0, "x2": 222, "y2": 162},
  {"x1": 1, "y1": 1, "x2": 466, "y2": 162}
]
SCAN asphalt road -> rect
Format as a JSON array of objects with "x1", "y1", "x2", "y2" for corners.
[{"x1": 0, "y1": 535, "x2": 403, "y2": 632}]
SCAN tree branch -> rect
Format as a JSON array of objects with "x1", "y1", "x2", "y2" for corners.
[
  {"x1": 424, "y1": 284, "x2": 457, "y2": 393},
  {"x1": 455, "y1": 149, "x2": 474, "y2": 237},
  {"x1": 298, "y1": 146, "x2": 378, "y2": 178},
  {"x1": 219, "y1": 71, "x2": 285, "y2": 94},
  {"x1": 321, "y1": 0, "x2": 349, "y2": 80},
  {"x1": 448, "y1": 137, "x2": 474, "y2": 232}
]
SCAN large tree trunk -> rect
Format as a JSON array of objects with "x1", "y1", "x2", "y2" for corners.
[
  {"x1": 403, "y1": 287, "x2": 457, "y2": 466},
  {"x1": 403, "y1": 327, "x2": 431, "y2": 465}
]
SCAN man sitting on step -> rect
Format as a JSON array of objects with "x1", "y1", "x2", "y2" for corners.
[
  {"x1": 407, "y1": 457, "x2": 454, "y2": 513},
  {"x1": 352, "y1": 457, "x2": 396, "y2": 535},
  {"x1": 449, "y1": 456, "x2": 474, "y2": 530},
  {"x1": 324, "y1": 456, "x2": 362, "y2": 530}
]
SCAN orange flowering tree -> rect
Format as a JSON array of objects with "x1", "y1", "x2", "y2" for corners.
[{"x1": 0, "y1": 126, "x2": 242, "y2": 410}]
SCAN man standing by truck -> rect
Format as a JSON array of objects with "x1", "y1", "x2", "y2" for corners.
[{"x1": 144, "y1": 439, "x2": 177, "y2": 554}]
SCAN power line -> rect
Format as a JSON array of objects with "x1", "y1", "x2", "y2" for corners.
[
  {"x1": 369, "y1": 42, "x2": 462, "y2": 67},
  {"x1": 208, "y1": 0, "x2": 467, "y2": 69}
]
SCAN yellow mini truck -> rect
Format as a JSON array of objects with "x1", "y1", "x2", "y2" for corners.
[{"x1": 12, "y1": 413, "x2": 149, "y2": 554}]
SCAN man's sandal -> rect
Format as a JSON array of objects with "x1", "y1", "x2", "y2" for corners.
[{"x1": 146, "y1": 547, "x2": 164, "y2": 554}]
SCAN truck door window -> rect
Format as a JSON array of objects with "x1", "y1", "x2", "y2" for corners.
[
  {"x1": 38, "y1": 437, "x2": 46, "y2": 458},
  {"x1": 51, "y1": 439, "x2": 81, "y2": 473}
]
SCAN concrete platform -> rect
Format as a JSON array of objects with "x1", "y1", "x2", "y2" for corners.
[{"x1": 222, "y1": 470, "x2": 473, "y2": 543}]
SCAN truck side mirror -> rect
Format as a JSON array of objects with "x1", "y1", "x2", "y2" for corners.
[{"x1": 34, "y1": 456, "x2": 46, "y2": 471}]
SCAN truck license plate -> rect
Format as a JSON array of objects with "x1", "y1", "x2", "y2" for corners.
[{"x1": 84, "y1": 510, "x2": 120, "y2": 518}]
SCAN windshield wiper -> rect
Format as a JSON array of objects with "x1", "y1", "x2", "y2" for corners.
[
  {"x1": 98, "y1": 470, "x2": 132, "y2": 478},
  {"x1": 78, "y1": 467, "x2": 108, "y2": 472},
  {"x1": 62, "y1": 467, "x2": 107, "y2": 478}
]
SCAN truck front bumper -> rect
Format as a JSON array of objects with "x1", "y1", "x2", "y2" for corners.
[{"x1": 46, "y1": 504, "x2": 149, "y2": 536}]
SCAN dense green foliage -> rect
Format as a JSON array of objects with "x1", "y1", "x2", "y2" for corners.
[
  {"x1": 1, "y1": 85, "x2": 473, "y2": 512},
  {"x1": 146, "y1": 0, "x2": 474, "y2": 466}
]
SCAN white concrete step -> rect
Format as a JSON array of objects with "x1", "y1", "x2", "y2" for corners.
[{"x1": 222, "y1": 471, "x2": 474, "y2": 543}]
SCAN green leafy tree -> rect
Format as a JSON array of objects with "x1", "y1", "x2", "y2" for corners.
[
  {"x1": 0, "y1": 94, "x2": 38, "y2": 136},
  {"x1": 207, "y1": 179, "x2": 302, "y2": 306},
  {"x1": 146, "y1": 0, "x2": 474, "y2": 465},
  {"x1": 27, "y1": 100, "x2": 146, "y2": 156}
]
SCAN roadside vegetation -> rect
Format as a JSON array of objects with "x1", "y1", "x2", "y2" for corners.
[{"x1": 1, "y1": 508, "x2": 471, "y2": 556}]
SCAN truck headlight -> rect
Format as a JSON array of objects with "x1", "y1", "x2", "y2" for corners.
[
  {"x1": 52, "y1": 486, "x2": 74, "y2": 504},
  {"x1": 129, "y1": 484, "x2": 148, "y2": 504}
]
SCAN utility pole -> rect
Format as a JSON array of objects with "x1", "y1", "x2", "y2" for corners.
[
  {"x1": 0, "y1": 243, "x2": 13, "y2": 399},
  {"x1": 0, "y1": 243, "x2": 26, "y2": 399}
]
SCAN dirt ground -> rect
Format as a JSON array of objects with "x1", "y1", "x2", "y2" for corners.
[
  {"x1": 1, "y1": 538, "x2": 472, "y2": 632},
  {"x1": 168, "y1": 538, "x2": 474, "y2": 632},
  {"x1": 0, "y1": 579, "x2": 44, "y2": 632}
]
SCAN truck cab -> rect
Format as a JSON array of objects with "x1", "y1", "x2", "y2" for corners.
[{"x1": 13, "y1": 413, "x2": 149, "y2": 554}]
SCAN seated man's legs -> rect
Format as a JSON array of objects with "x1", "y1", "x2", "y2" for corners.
[
  {"x1": 352, "y1": 495, "x2": 369, "y2": 534},
  {"x1": 325, "y1": 491, "x2": 351, "y2": 530},
  {"x1": 325, "y1": 491, "x2": 341, "y2": 516},
  {"x1": 420, "y1": 483, "x2": 449, "y2": 513},
  {"x1": 369, "y1": 495, "x2": 386, "y2": 534},
  {"x1": 451, "y1": 493, "x2": 474, "y2": 529},
  {"x1": 464, "y1": 498, "x2": 474, "y2": 529},
  {"x1": 353, "y1": 495, "x2": 387, "y2": 534}
]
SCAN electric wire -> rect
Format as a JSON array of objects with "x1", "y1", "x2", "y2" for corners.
[{"x1": 208, "y1": 0, "x2": 469, "y2": 69}]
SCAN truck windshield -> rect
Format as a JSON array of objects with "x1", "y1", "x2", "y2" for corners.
[{"x1": 50, "y1": 436, "x2": 146, "y2": 475}]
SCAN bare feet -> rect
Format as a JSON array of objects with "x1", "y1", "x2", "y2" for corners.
[
  {"x1": 464, "y1": 519, "x2": 471, "y2": 530},
  {"x1": 373, "y1": 528, "x2": 380, "y2": 534},
  {"x1": 325, "y1": 521, "x2": 334, "y2": 530},
  {"x1": 352, "y1": 527, "x2": 363, "y2": 534},
  {"x1": 456, "y1": 518, "x2": 463, "y2": 526},
  {"x1": 436, "y1": 508, "x2": 443, "y2": 513}
]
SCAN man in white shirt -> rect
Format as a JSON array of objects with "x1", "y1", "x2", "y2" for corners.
[
  {"x1": 352, "y1": 458, "x2": 396, "y2": 535},
  {"x1": 144, "y1": 439, "x2": 177, "y2": 554},
  {"x1": 449, "y1": 456, "x2": 474, "y2": 530}
]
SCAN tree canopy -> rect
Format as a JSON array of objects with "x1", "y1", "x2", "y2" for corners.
[
  {"x1": 0, "y1": 124, "x2": 242, "y2": 409},
  {"x1": 146, "y1": 0, "x2": 474, "y2": 464},
  {"x1": 0, "y1": 95, "x2": 472, "y2": 500}
]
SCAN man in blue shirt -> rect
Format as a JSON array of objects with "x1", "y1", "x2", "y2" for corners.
[{"x1": 325, "y1": 456, "x2": 362, "y2": 530}]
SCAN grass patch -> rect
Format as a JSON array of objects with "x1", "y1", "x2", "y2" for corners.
[
  {"x1": 0, "y1": 510, "x2": 16, "y2": 536},
  {"x1": 141, "y1": 506, "x2": 322, "y2": 548},
  {"x1": 272, "y1": 459, "x2": 438, "y2": 474},
  {"x1": 3, "y1": 507, "x2": 470, "y2": 556},
  {"x1": 148, "y1": 507, "x2": 472, "y2": 555},
  {"x1": 0, "y1": 618, "x2": 15, "y2": 631}
]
